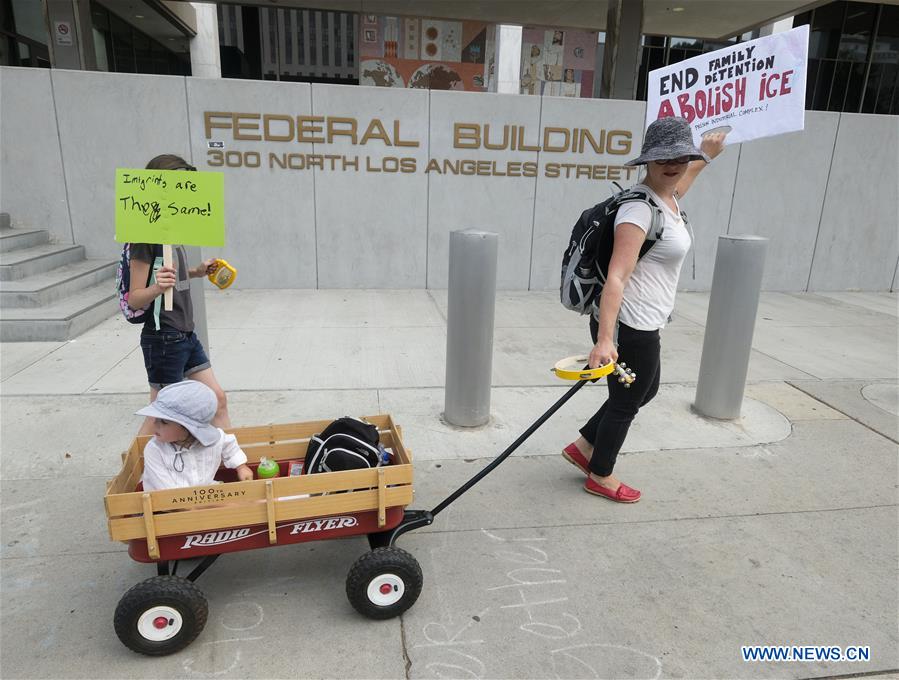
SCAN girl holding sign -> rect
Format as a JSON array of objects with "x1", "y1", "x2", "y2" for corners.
[
  {"x1": 127, "y1": 154, "x2": 231, "y2": 436},
  {"x1": 562, "y1": 117, "x2": 726, "y2": 503}
]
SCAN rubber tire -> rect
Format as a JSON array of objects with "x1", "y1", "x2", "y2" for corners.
[
  {"x1": 114, "y1": 575, "x2": 208, "y2": 655},
  {"x1": 345, "y1": 547, "x2": 423, "y2": 620}
]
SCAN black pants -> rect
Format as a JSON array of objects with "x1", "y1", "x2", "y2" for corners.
[{"x1": 580, "y1": 318, "x2": 661, "y2": 476}]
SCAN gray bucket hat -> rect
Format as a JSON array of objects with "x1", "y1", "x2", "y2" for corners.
[
  {"x1": 136, "y1": 381, "x2": 220, "y2": 446},
  {"x1": 625, "y1": 116, "x2": 710, "y2": 166}
]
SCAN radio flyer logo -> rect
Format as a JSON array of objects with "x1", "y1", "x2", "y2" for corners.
[
  {"x1": 180, "y1": 516, "x2": 359, "y2": 549},
  {"x1": 288, "y1": 516, "x2": 357, "y2": 535},
  {"x1": 182, "y1": 528, "x2": 252, "y2": 548}
]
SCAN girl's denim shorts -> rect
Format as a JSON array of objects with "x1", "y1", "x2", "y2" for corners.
[{"x1": 140, "y1": 328, "x2": 210, "y2": 389}]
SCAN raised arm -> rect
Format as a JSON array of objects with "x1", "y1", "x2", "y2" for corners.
[{"x1": 675, "y1": 131, "x2": 727, "y2": 199}]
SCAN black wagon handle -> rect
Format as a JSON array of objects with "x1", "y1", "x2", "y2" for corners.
[
  {"x1": 430, "y1": 378, "x2": 589, "y2": 515},
  {"x1": 376, "y1": 378, "x2": 590, "y2": 547}
]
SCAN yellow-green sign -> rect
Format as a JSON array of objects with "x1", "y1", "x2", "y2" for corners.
[{"x1": 114, "y1": 169, "x2": 225, "y2": 246}]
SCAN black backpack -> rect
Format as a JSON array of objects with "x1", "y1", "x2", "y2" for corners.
[
  {"x1": 304, "y1": 417, "x2": 382, "y2": 474},
  {"x1": 560, "y1": 188, "x2": 666, "y2": 316}
]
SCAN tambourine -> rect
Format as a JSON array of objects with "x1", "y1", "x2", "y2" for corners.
[{"x1": 551, "y1": 355, "x2": 637, "y2": 387}]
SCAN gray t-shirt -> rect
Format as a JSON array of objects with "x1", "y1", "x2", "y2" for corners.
[{"x1": 130, "y1": 243, "x2": 194, "y2": 332}]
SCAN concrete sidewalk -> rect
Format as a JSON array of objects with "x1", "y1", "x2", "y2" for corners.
[{"x1": 1, "y1": 290, "x2": 897, "y2": 679}]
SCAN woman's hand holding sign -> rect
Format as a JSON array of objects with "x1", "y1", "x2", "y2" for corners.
[
  {"x1": 700, "y1": 130, "x2": 728, "y2": 160},
  {"x1": 675, "y1": 128, "x2": 729, "y2": 198}
]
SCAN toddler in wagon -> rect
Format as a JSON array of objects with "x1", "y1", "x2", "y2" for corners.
[{"x1": 136, "y1": 381, "x2": 253, "y2": 491}]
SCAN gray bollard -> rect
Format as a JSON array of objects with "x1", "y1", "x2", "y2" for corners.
[
  {"x1": 693, "y1": 235, "x2": 768, "y2": 419},
  {"x1": 444, "y1": 229, "x2": 499, "y2": 427},
  {"x1": 185, "y1": 246, "x2": 210, "y2": 357}
]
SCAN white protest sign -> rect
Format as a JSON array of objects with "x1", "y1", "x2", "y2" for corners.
[{"x1": 646, "y1": 25, "x2": 809, "y2": 145}]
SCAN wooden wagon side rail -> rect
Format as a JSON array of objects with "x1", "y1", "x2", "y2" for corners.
[
  {"x1": 224, "y1": 415, "x2": 400, "y2": 447},
  {"x1": 234, "y1": 428, "x2": 408, "y2": 465},
  {"x1": 105, "y1": 415, "x2": 415, "y2": 559},
  {"x1": 110, "y1": 485, "x2": 413, "y2": 545},
  {"x1": 107, "y1": 464, "x2": 413, "y2": 516},
  {"x1": 107, "y1": 438, "x2": 146, "y2": 496}
]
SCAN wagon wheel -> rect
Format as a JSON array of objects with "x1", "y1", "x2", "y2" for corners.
[
  {"x1": 114, "y1": 575, "x2": 208, "y2": 655},
  {"x1": 345, "y1": 547, "x2": 423, "y2": 619}
]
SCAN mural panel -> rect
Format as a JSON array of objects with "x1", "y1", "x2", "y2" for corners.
[
  {"x1": 359, "y1": 14, "x2": 496, "y2": 92},
  {"x1": 520, "y1": 27, "x2": 597, "y2": 98}
]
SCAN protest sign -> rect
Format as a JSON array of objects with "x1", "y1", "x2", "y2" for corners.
[
  {"x1": 114, "y1": 168, "x2": 225, "y2": 246},
  {"x1": 115, "y1": 168, "x2": 224, "y2": 310},
  {"x1": 646, "y1": 25, "x2": 809, "y2": 145}
]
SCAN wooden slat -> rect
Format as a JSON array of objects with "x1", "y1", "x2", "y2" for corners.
[
  {"x1": 227, "y1": 415, "x2": 393, "y2": 445},
  {"x1": 120, "y1": 456, "x2": 145, "y2": 497},
  {"x1": 265, "y1": 481, "x2": 277, "y2": 544},
  {"x1": 239, "y1": 440, "x2": 310, "y2": 463},
  {"x1": 377, "y1": 466, "x2": 386, "y2": 527},
  {"x1": 107, "y1": 479, "x2": 262, "y2": 516},
  {"x1": 240, "y1": 428, "x2": 400, "y2": 463},
  {"x1": 384, "y1": 415, "x2": 411, "y2": 464},
  {"x1": 109, "y1": 486, "x2": 413, "y2": 541},
  {"x1": 107, "y1": 441, "x2": 141, "y2": 495},
  {"x1": 225, "y1": 419, "x2": 333, "y2": 445},
  {"x1": 106, "y1": 464, "x2": 413, "y2": 516},
  {"x1": 141, "y1": 494, "x2": 159, "y2": 559}
]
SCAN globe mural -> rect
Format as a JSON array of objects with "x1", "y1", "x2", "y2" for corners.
[
  {"x1": 408, "y1": 64, "x2": 465, "y2": 90},
  {"x1": 360, "y1": 60, "x2": 405, "y2": 88}
]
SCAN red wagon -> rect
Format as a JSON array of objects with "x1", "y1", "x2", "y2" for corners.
[{"x1": 105, "y1": 414, "x2": 418, "y2": 655}]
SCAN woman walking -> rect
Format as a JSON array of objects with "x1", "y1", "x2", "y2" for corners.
[{"x1": 563, "y1": 117, "x2": 726, "y2": 503}]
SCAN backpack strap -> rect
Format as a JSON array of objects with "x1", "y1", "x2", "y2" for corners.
[
  {"x1": 609, "y1": 188, "x2": 666, "y2": 241},
  {"x1": 149, "y1": 255, "x2": 164, "y2": 331}
]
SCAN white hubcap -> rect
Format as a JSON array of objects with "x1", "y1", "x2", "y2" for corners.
[
  {"x1": 137, "y1": 606, "x2": 183, "y2": 642},
  {"x1": 367, "y1": 573, "x2": 405, "y2": 606}
]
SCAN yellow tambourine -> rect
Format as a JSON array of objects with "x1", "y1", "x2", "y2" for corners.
[{"x1": 551, "y1": 355, "x2": 615, "y2": 381}]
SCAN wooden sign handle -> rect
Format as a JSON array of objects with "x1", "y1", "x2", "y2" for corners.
[{"x1": 162, "y1": 244, "x2": 174, "y2": 312}]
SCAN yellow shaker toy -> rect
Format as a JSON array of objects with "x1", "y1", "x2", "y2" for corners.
[{"x1": 207, "y1": 259, "x2": 237, "y2": 289}]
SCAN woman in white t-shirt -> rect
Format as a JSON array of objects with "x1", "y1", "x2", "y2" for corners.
[{"x1": 562, "y1": 117, "x2": 726, "y2": 503}]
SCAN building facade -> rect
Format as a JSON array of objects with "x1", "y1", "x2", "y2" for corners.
[
  {"x1": 218, "y1": 4, "x2": 358, "y2": 82},
  {"x1": 5, "y1": 1, "x2": 897, "y2": 115},
  {"x1": 794, "y1": 1, "x2": 898, "y2": 113}
]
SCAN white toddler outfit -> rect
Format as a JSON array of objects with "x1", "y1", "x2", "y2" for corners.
[{"x1": 142, "y1": 429, "x2": 247, "y2": 491}]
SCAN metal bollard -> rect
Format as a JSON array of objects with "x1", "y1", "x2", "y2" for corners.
[
  {"x1": 185, "y1": 246, "x2": 211, "y2": 357},
  {"x1": 693, "y1": 235, "x2": 768, "y2": 419},
  {"x1": 444, "y1": 230, "x2": 499, "y2": 427}
]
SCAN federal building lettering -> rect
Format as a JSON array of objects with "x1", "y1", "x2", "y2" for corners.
[{"x1": 203, "y1": 110, "x2": 635, "y2": 181}]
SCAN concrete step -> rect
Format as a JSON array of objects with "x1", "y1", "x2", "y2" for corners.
[
  {"x1": 0, "y1": 243, "x2": 84, "y2": 281},
  {"x1": 0, "y1": 227, "x2": 50, "y2": 253},
  {"x1": 0, "y1": 280, "x2": 118, "y2": 341},
  {"x1": 0, "y1": 259, "x2": 117, "y2": 308}
]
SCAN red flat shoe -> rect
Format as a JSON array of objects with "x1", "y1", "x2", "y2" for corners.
[
  {"x1": 584, "y1": 477, "x2": 641, "y2": 503},
  {"x1": 562, "y1": 443, "x2": 590, "y2": 475}
]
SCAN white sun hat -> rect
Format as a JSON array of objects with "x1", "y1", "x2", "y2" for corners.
[{"x1": 135, "y1": 381, "x2": 220, "y2": 446}]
